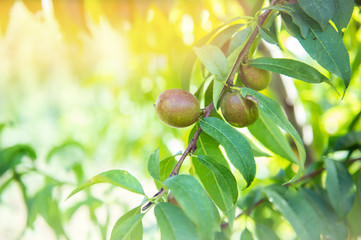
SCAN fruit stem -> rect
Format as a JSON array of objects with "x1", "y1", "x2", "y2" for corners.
[{"x1": 142, "y1": 0, "x2": 280, "y2": 212}]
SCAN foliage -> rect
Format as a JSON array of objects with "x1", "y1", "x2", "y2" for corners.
[{"x1": 1, "y1": 0, "x2": 361, "y2": 239}]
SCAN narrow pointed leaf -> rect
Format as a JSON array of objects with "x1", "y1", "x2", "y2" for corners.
[
  {"x1": 67, "y1": 170, "x2": 145, "y2": 199},
  {"x1": 210, "y1": 24, "x2": 243, "y2": 49},
  {"x1": 0, "y1": 144, "x2": 36, "y2": 176},
  {"x1": 240, "y1": 228, "x2": 254, "y2": 240},
  {"x1": 272, "y1": 5, "x2": 309, "y2": 38},
  {"x1": 194, "y1": 131, "x2": 230, "y2": 168},
  {"x1": 298, "y1": 0, "x2": 335, "y2": 30},
  {"x1": 334, "y1": 131, "x2": 361, "y2": 151},
  {"x1": 240, "y1": 88, "x2": 305, "y2": 180},
  {"x1": 325, "y1": 159, "x2": 356, "y2": 218},
  {"x1": 258, "y1": 26, "x2": 279, "y2": 45},
  {"x1": 200, "y1": 117, "x2": 256, "y2": 187},
  {"x1": 194, "y1": 44, "x2": 228, "y2": 80},
  {"x1": 248, "y1": 112, "x2": 299, "y2": 164},
  {"x1": 193, "y1": 155, "x2": 238, "y2": 212},
  {"x1": 110, "y1": 206, "x2": 144, "y2": 240},
  {"x1": 345, "y1": 191, "x2": 361, "y2": 238},
  {"x1": 148, "y1": 148, "x2": 160, "y2": 181},
  {"x1": 227, "y1": 26, "x2": 254, "y2": 76},
  {"x1": 282, "y1": 8, "x2": 351, "y2": 93},
  {"x1": 27, "y1": 185, "x2": 67, "y2": 237},
  {"x1": 159, "y1": 154, "x2": 180, "y2": 182},
  {"x1": 164, "y1": 175, "x2": 220, "y2": 240},
  {"x1": 181, "y1": 18, "x2": 244, "y2": 90},
  {"x1": 332, "y1": 0, "x2": 354, "y2": 31},
  {"x1": 300, "y1": 188, "x2": 348, "y2": 239},
  {"x1": 244, "y1": 136, "x2": 271, "y2": 157},
  {"x1": 155, "y1": 154, "x2": 179, "y2": 189},
  {"x1": 65, "y1": 197, "x2": 102, "y2": 221},
  {"x1": 155, "y1": 202, "x2": 199, "y2": 240},
  {"x1": 194, "y1": 76, "x2": 212, "y2": 100},
  {"x1": 226, "y1": 206, "x2": 236, "y2": 230},
  {"x1": 228, "y1": 27, "x2": 252, "y2": 55},
  {"x1": 249, "y1": 58, "x2": 329, "y2": 84},
  {"x1": 255, "y1": 224, "x2": 280, "y2": 240},
  {"x1": 264, "y1": 185, "x2": 323, "y2": 240},
  {"x1": 213, "y1": 79, "x2": 225, "y2": 110},
  {"x1": 359, "y1": 175, "x2": 361, "y2": 201}
]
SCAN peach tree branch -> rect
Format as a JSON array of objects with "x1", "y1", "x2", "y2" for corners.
[{"x1": 142, "y1": 0, "x2": 281, "y2": 211}]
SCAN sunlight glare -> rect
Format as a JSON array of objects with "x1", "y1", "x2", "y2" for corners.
[
  {"x1": 201, "y1": 9, "x2": 212, "y2": 31},
  {"x1": 181, "y1": 14, "x2": 194, "y2": 45},
  {"x1": 147, "y1": 8, "x2": 155, "y2": 22}
]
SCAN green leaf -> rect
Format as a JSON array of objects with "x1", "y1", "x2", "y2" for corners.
[
  {"x1": 193, "y1": 155, "x2": 238, "y2": 212},
  {"x1": 248, "y1": 112, "x2": 298, "y2": 164},
  {"x1": 334, "y1": 131, "x2": 361, "y2": 151},
  {"x1": 255, "y1": 224, "x2": 280, "y2": 240},
  {"x1": 227, "y1": 27, "x2": 252, "y2": 56},
  {"x1": 194, "y1": 131, "x2": 230, "y2": 168},
  {"x1": 204, "y1": 80, "x2": 215, "y2": 106},
  {"x1": 181, "y1": 18, "x2": 244, "y2": 90},
  {"x1": 237, "y1": 187, "x2": 263, "y2": 210},
  {"x1": 240, "y1": 88, "x2": 305, "y2": 180},
  {"x1": 0, "y1": 176, "x2": 13, "y2": 198},
  {"x1": 349, "y1": 111, "x2": 361, "y2": 131},
  {"x1": 0, "y1": 123, "x2": 5, "y2": 135},
  {"x1": 240, "y1": 228, "x2": 253, "y2": 240},
  {"x1": 225, "y1": 206, "x2": 236, "y2": 231},
  {"x1": 27, "y1": 184, "x2": 67, "y2": 238},
  {"x1": 67, "y1": 170, "x2": 145, "y2": 199},
  {"x1": 359, "y1": 175, "x2": 361, "y2": 201},
  {"x1": 352, "y1": 45, "x2": 361, "y2": 74},
  {"x1": 200, "y1": 117, "x2": 256, "y2": 187},
  {"x1": 46, "y1": 139, "x2": 84, "y2": 163},
  {"x1": 214, "y1": 232, "x2": 228, "y2": 240},
  {"x1": 194, "y1": 44, "x2": 228, "y2": 80},
  {"x1": 159, "y1": 153, "x2": 180, "y2": 182},
  {"x1": 155, "y1": 152, "x2": 182, "y2": 189},
  {"x1": 110, "y1": 206, "x2": 144, "y2": 240},
  {"x1": 194, "y1": 75, "x2": 213, "y2": 101},
  {"x1": 243, "y1": 135, "x2": 271, "y2": 158},
  {"x1": 282, "y1": 9, "x2": 351, "y2": 93},
  {"x1": 155, "y1": 202, "x2": 199, "y2": 240},
  {"x1": 346, "y1": 189, "x2": 361, "y2": 238},
  {"x1": 297, "y1": 0, "x2": 335, "y2": 30},
  {"x1": 249, "y1": 58, "x2": 329, "y2": 84},
  {"x1": 0, "y1": 144, "x2": 36, "y2": 176},
  {"x1": 332, "y1": 0, "x2": 354, "y2": 31},
  {"x1": 210, "y1": 24, "x2": 243, "y2": 49},
  {"x1": 325, "y1": 159, "x2": 356, "y2": 218},
  {"x1": 300, "y1": 188, "x2": 348, "y2": 240},
  {"x1": 272, "y1": 5, "x2": 309, "y2": 39},
  {"x1": 264, "y1": 185, "x2": 323, "y2": 240},
  {"x1": 213, "y1": 79, "x2": 225, "y2": 110},
  {"x1": 65, "y1": 197, "x2": 102, "y2": 221},
  {"x1": 148, "y1": 148, "x2": 160, "y2": 181},
  {"x1": 164, "y1": 175, "x2": 220, "y2": 240},
  {"x1": 227, "y1": 26, "x2": 253, "y2": 71},
  {"x1": 258, "y1": 26, "x2": 279, "y2": 45}
]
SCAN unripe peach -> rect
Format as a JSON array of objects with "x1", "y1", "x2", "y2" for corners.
[
  {"x1": 220, "y1": 90, "x2": 259, "y2": 128},
  {"x1": 155, "y1": 89, "x2": 200, "y2": 128},
  {"x1": 240, "y1": 64, "x2": 271, "y2": 91}
]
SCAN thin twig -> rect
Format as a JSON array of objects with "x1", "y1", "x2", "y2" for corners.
[
  {"x1": 142, "y1": 0, "x2": 281, "y2": 212},
  {"x1": 284, "y1": 167, "x2": 324, "y2": 187}
]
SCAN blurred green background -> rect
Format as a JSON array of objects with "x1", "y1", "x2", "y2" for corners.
[{"x1": 0, "y1": 0, "x2": 360, "y2": 239}]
